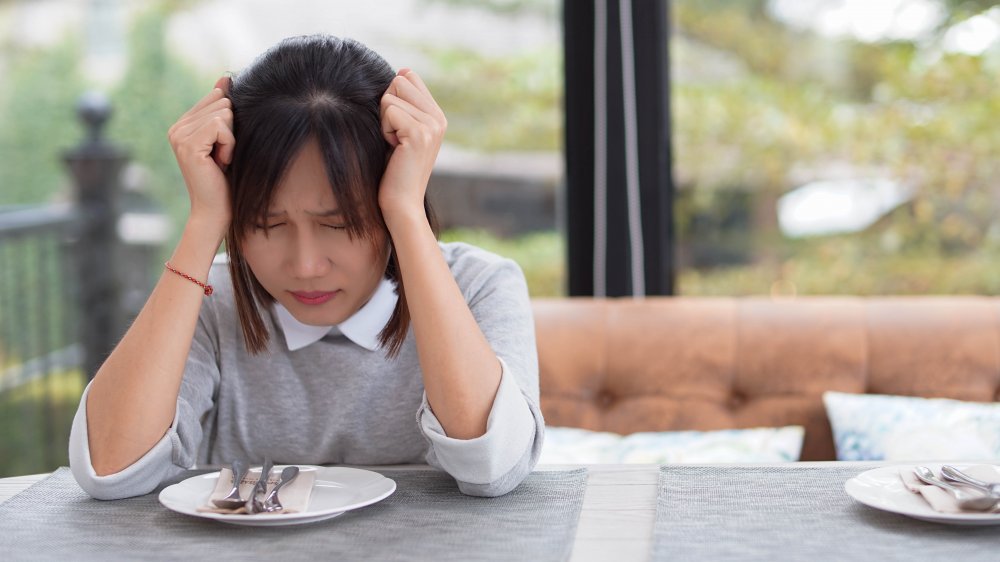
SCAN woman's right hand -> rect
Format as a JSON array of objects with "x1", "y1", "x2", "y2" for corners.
[{"x1": 167, "y1": 76, "x2": 235, "y2": 230}]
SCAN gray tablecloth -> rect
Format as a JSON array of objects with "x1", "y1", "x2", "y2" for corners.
[
  {"x1": 652, "y1": 465, "x2": 1000, "y2": 562},
  {"x1": 0, "y1": 467, "x2": 587, "y2": 562}
]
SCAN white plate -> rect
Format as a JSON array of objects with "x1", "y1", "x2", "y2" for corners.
[
  {"x1": 845, "y1": 463, "x2": 1000, "y2": 526},
  {"x1": 158, "y1": 465, "x2": 396, "y2": 527}
]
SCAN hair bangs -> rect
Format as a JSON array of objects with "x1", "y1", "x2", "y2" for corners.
[
  {"x1": 312, "y1": 106, "x2": 386, "y2": 244},
  {"x1": 228, "y1": 102, "x2": 312, "y2": 243}
]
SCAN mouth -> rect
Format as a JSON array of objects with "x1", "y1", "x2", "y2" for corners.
[{"x1": 289, "y1": 290, "x2": 339, "y2": 306}]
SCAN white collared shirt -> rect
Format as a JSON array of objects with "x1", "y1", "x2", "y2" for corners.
[{"x1": 273, "y1": 277, "x2": 398, "y2": 352}]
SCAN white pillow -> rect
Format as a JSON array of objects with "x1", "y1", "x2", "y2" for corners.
[
  {"x1": 823, "y1": 391, "x2": 1000, "y2": 461},
  {"x1": 539, "y1": 426, "x2": 805, "y2": 464}
]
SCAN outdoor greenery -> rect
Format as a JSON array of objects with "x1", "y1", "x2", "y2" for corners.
[
  {"x1": 0, "y1": 37, "x2": 86, "y2": 205},
  {"x1": 0, "y1": 4, "x2": 202, "y2": 242},
  {"x1": 440, "y1": 228, "x2": 564, "y2": 296},
  {"x1": 682, "y1": 231, "x2": 1000, "y2": 296},
  {"x1": 106, "y1": 3, "x2": 205, "y2": 243},
  {"x1": 672, "y1": 0, "x2": 1000, "y2": 295},
  {"x1": 3, "y1": 1, "x2": 999, "y2": 294},
  {"x1": 420, "y1": 0, "x2": 558, "y2": 18},
  {"x1": 0, "y1": 369, "x2": 82, "y2": 477},
  {"x1": 423, "y1": 45, "x2": 561, "y2": 151}
]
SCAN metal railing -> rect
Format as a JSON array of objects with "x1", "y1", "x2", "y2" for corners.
[
  {"x1": 0, "y1": 204, "x2": 80, "y2": 392},
  {"x1": 0, "y1": 205, "x2": 80, "y2": 473},
  {"x1": 0, "y1": 93, "x2": 154, "y2": 476}
]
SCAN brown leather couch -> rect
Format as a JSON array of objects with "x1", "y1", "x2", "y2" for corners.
[{"x1": 532, "y1": 297, "x2": 1000, "y2": 460}]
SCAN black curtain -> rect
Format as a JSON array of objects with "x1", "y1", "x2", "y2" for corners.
[{"x1": 563, "y1": 0, "x2": 674, "y2": 297}]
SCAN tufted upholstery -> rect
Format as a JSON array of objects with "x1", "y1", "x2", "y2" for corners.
[{"x1": 532, "y1": 297, "x2": 1000, "y2": 460}]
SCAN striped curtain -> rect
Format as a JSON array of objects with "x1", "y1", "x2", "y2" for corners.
[{"x1": 563, "y1": 0, "x2": 674, "y2": 297}]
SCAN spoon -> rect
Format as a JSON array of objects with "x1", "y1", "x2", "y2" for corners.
[
  {"x1": 941, "y1": 465, "x2": 1000, "y2": 499},
  {"x1": 262, "y1": 466, "x2": 300, "y2": 513},
  {"x1": 913, "y1": 466, "x2": 997, "y2": 511},
  {"x1": 212, "y1": 459, "x2": 249, "y2": 510}
]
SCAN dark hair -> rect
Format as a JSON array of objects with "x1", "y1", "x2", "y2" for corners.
[{"x1": 224, "y1": 34, "x2": 436, "y2": 357}]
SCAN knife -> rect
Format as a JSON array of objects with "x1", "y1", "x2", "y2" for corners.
[{"x1": 245, "y1": 456, "x2": 273, "y2": 514}]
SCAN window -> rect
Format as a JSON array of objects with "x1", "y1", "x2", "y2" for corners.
[{"x1": 672, "y1": 0, "x2": 1000, "y2": 296}]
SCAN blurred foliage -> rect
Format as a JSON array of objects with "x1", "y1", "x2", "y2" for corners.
[
  {"x1": 440, "y1": 228, "x2": 564, "y2": 296},
  {"x1": 416, "y1": 0, "x2": 560, "y2": 151},
  {"x1": 681, "y1": 230, "x2": 1000, "y2": 296},
  {"x1": 106, "y1": 3, "x2": 206, "y2": 252},
  {"x1": 0, "y1": 2, "x2": 205, "y2": 246},
  {"x1": 0, "y1": 37, "x2": 86, "y2": 205},
  {"x1": 2, "y1": 0, "x2": 999, "y2": 303},
  {"x1": 938, "y1": 0, "x2": 1000, "y2": 24},
  {"x1": 672, "y1": 0, "x2": 1000, "y2": 295},
  {"x1": 0, "y1": 369, "x2": 83, "y2": 477},
  {"x1": 422, "y1": 45, "x2": 562, "y2": 151},
  {"x1": 418, "y1": 0, "x2": 558, "y2": 18}
]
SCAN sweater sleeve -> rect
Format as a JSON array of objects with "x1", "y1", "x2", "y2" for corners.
[
  {"x1": 415, "y1": 252, "x2": 544, "y2": 497},
  {"x1": 68, "y1": 306, "x2": 221, "y2": 500}
]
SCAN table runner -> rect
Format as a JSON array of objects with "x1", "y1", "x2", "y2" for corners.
[
  {"x1": 0, "y1": 467, "x2": 587, "y2": 561},
  {"x1": 652, "y1": 465, "x2": 1000, "y2": 561}
]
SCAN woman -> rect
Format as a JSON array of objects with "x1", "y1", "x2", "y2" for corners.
[{"x1": 69, "y1": 34, "x2": 543, "y2": 500}]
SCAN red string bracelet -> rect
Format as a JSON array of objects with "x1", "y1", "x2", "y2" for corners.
[{"x1": 164, "y1": 262, "x2": 214, "y2": 295}]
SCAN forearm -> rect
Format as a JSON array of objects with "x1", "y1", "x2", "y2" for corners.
[
  {"x1": 386, "y1": 211, "x2": 501, "y2": 439},
  {"x1": 86, "y1": 217, "x2": 225, "y2": 475}
]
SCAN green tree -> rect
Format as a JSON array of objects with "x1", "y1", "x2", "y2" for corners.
[
  {"x1": 673, "y1": 0, "x2": 1000, "y2": 295},
  {"x1": 107, "y1": 3, "x2": 207, "y2": 249},
  {"x1": 419, "y1": 0, "x2": 558, "y2": 19},
  {"x1": 424, "y1": 46, "x2": 562, "y2": 151},
  {"x1": 0, "y1": 38, "x2": 86, "y2": 205}
]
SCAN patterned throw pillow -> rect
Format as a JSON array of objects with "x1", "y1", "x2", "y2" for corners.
[
  {"x1": 823, "y1": 391, "x2": 1000, "y2": 461},
  {"x1": 538, "y1": 426, "x2": 804, "y2": 464}
]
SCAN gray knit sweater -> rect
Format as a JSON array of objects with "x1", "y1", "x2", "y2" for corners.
[{"x1": 69, "y1": 242, "x2": 544, "y2": 499}]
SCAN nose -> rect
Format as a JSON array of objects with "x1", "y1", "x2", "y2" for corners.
[{"x1": 287, "y1": 228, "x2": 332, "y2": 279}]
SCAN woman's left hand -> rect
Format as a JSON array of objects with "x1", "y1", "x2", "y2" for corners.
[{"x1": 378, "y1": 68, "x2": 447, "y2": 225}]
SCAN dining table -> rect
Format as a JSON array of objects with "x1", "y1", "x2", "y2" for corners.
[{"x1": 2, "y1": 461, "x2": 1000, "y2": 561}]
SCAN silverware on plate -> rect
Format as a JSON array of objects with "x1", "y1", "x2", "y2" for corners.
[
  {"x1": 913, "y1": 466, "x2": 997, "y2": 511},
  {"x1": 262, "y1": 466, "x2": 300, "y2": 512},
  {"x1": 245, "y1": 457, "x2": 274, "y2": 515},
  {"x1": 941, "y1": 465, "x2": 1000, "y2": 500},
  {"x1": 212, "y1": 459, "x2": 249, "y2": 510}
]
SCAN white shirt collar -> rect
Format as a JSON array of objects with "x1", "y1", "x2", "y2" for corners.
[{"x1": 273, "y1": 278, "x2": 398, "y2": 352}]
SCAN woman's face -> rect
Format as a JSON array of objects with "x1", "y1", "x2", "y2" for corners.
[{"x1": 241, "y1": 137, "x2": 388, "y2": 326}]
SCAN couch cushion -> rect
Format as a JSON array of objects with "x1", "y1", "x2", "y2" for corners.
[
  {"x1": 824, "y1": 391, "x2": 1000, "y2": 461},
  {"x1": 533, "y1": 297, "x2": 1000, "y2": 461},
  {"x1": 539, "y1": 426, "x2": 805, "y2": 464}
]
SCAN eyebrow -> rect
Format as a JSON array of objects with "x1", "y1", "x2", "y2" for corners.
[
  {"x1": 309, "y1": 209, "x2": 343, "y2": 218},
  {"x1": 265, "y1": 209, "x2": 343, "y2": 218}
]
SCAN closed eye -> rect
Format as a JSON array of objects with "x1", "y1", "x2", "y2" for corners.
[
  {"x1": 323, "y1": 224, "x2": 347, "y2": 230},
  {"x1": 255, "y1": 222, "x2": 286, "y2": 231}
]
